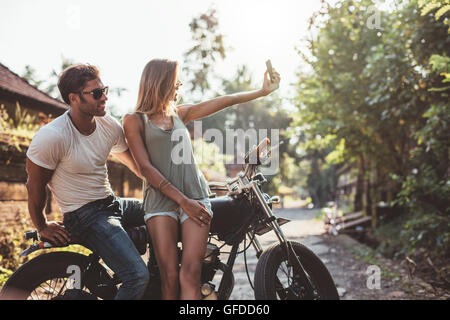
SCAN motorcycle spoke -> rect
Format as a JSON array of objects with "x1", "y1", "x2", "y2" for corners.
[
  {"x1": 29, "y1": 290, "x2": 39, "y2": 300},
  {"x1": 49, "y1": 279, "x2": 60, "y2": 298},
  {"x1": 275, "y1": 261, "x2": 294, "y2": 300},
  {"x1": 56, "y1": 278, "x2": 70, "y2": 296},
  {"x1": 28, "y1": 278, "x2": 69, "y2": 300},
  {"x1": 30, "y1": 281, "x2": 53, "y2": 300},
  {"x1": 283, "y1": 262, "x2": 293, "y2": 283},
  {"x1": 276, "y1": 261, "x2": 292, "y2": 287},
  {"x1": 275, "y1": 259, "x2": 315, "y2": 300},
  {"x1": 30, "y1": 285, "x2": 47, "y2": 300},
  {"x1": 39, "y1": 283, "x2": 55, "y2": 295}
]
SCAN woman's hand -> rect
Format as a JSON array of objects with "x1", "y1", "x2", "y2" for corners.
[
  {"x1": 261, "y1": 68, "x2": 281, "y2": 96},
  {"x1": 180, "y1": 198, "x2": 212, "y2": 227}
]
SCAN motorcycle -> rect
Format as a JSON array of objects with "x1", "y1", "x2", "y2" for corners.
[{"x1": 0, "y1": 138, "x2": 339, "y2": 300}]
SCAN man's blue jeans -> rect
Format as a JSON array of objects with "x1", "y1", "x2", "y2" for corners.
[{"x1": 63, "y1": 196, "x2": 149, "y2": 300}]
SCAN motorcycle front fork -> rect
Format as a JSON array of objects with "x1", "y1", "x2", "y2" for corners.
[{"x1": 249, "y1": 181, "x2": 317, "y2": 299}]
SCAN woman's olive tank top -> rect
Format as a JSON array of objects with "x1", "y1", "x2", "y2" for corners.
[{"x1": 140, "y1": 112, "x2": 211, "y2": 213}]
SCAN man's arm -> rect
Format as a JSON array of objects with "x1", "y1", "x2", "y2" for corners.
[
  {"x1": 112, "y1": 149, "x2": 143, "y2": 179},
  {"x1": 26, "y1": 158, "x2": 70, "y2": 245}
]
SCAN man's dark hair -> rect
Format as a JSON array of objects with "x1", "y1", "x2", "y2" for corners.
[{"x1": 57, "y1": 64, "x2": 100, "y2": 105}]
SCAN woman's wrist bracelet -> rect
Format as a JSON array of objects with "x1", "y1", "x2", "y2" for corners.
[{"x1": 158, "y1": 178, "x2": 170, "y2": 191}]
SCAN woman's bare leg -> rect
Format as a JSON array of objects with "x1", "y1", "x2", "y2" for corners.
[
  {"x1": 146, "y1": 216, "x2": 180, "y2": 300},
  {"x1": 179, "y1": 218, "x2": 210, "y2": 300}
]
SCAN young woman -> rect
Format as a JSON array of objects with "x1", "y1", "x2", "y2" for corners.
[{"x1": 123, "y1": 58, "x2": 280, "y2": 300}]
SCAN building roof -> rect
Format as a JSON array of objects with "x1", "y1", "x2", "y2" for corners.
[{"x1": 0, "y1": 62, "x2": 68, "y2": 114}]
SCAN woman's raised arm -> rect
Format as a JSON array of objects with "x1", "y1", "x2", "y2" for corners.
[{"x1": 178, "y1": 69, "x2": 280, "y2": 124}]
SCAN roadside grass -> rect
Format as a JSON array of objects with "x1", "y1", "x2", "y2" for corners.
[{"x1": 350, "y1": 245, "x2": 402, "y2": 283}]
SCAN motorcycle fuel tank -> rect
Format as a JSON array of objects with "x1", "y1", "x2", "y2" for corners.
[{"x1": 209, "y1": 195, "x2": 253, "y2": 241}]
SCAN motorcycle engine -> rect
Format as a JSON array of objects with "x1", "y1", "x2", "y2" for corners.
[{"x1": 201, "y1": 243, "x2": 220, "y2": 300}]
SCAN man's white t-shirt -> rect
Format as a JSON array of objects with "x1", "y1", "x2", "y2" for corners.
[{"x1": 26, "y1": 111, "x2": 128, "y2": 213}]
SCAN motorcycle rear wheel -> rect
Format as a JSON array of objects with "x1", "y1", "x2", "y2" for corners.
[
  {"x1": 0, "y1": 252, "x2": 110, "y2": 300},
  {"x1": 254, "y1": 241, "x2": 339, "y2": 300}
]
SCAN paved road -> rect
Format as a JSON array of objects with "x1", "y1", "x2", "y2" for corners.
[
  {"x1": 212, "y1": 207, "x2": 443, "y2": 300},
  {"x1": 218, "y1": 207, "x2": 329, "y2": 300}
]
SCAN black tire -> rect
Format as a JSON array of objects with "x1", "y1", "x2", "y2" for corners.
[
  {"x1": 254, "y1": 241, "x2": 339, "y2": 300},
  {"x1": 0, "y1": 252, "x2": 109, "y2": 300}
]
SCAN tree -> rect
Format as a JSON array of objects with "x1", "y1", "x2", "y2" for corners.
[
  {"x1": 21, "y1": 65, "x2": 44, "y2": 89},
  {"x1": 183, "y1": 7, "x2": 227, "y2": 101},
  {"x1": 294, "y1": 0, "x2": 449, "y2": 261},
  {"x1": 21, "y1": 56, "x2": 127, "y2": 121}
]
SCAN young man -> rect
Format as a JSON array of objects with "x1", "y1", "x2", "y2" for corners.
[{"x1": 26, "y1": 64, "x2": 149, "y2": 300}]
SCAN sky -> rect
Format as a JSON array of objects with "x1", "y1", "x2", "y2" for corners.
[{"x1": 0, "y1": 0, "x2": 328, "y2": 115}]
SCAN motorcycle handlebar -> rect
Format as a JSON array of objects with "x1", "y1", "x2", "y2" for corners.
[{"x1": 24, "y1": 230, "x2": 39, "y2": 241}]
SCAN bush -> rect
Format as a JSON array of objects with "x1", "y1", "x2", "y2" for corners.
[
  {"x1": 0, "y1": 224, "x2": 31, "y2": 286},
  {"x1": 0, "y1": 221, "x2": 91, "y2": 287}
]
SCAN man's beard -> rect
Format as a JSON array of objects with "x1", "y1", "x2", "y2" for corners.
[{"x1": 80, "y1": 98, "x2": 107, "y2": 117}]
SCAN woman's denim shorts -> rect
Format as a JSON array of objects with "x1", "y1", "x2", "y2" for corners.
[{"x1": 144, "y1": 198, "x2": 213, "y2": 224}]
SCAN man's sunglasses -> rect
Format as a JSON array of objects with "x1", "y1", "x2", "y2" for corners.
[{"x1": 79, "y1": 86, "x2": 109, "y2": 100}]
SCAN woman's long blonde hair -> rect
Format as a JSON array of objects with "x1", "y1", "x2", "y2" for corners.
[{"x1": 135, "y1": 59, "x2": 178, "y2": 117}]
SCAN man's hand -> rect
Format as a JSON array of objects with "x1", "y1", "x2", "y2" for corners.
[{"x1": 38, "y1": 221, "x2": 71, "y2": 246}]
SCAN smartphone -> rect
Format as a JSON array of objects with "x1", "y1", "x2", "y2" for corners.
[{"x1": 266, "y1": 59, "x2": 274, "y2": 83}]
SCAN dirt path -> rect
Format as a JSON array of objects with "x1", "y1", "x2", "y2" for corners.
[{"x1": 224, "y1": 207, "x2": 449, "y2": 300}]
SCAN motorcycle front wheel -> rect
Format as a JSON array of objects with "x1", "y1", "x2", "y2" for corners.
[{"x1": 254, "y1": 241, "x2": 339, "y2": 300}]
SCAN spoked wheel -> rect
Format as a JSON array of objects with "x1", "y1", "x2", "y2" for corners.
[
  {"x1": 0, "y1": 252, "x2": 111, "y2": 300},
  {"x1": 254, "y1": 241, "x2": 339, "y2": 300},
  {"x1": 28, "y1": 280, "x2": 96, "y2": 300},
  {"x1": 275, "y1": 259, "x2": 313, "y2": 299}
]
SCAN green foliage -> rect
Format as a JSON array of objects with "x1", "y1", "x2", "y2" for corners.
[
  {"x1": 0, "y1": 103, "x2": 40, "y2": 151},
  {"x1": 21, "y1": 56, "x2": 127, "y2": 121},
  {"x1": 183, "y1": 7, "x2": 227, "y2": 99},
  {"x1": 192, "y1": 138, "x2": 232, "y2": 176},
  {"x1": 0, "y1": 225, "x2": 30, "y2": 274},
  {"x1": 401, "y1": 212, "x2": 450, "y2": 256},
  {"x1": 205, "y1": 66, "x2": 295, "y2": 194},
  {"x1": 21, "y1": 56, "x2": 74, "y2": 101},
  {"x1": 325, "y1": 138, "x2": 346, "y2": 165},
  {"x1": 0, "y1": 267, "x2": 13, "y2": 287},
  {"x1": 351, "y1": 245, "x2": 402, "y2": 281},
  {"x1": 182, "y1": 8, "x2": 296, "y2": 194},
  {"x1": 418, "y1": 0, "x2": 450, "y2": 23},
  {"x1": 374, "y1": 209, "x2": 450, "y2": 287},
  {"x1": 21, "y1": 65, "x2": 45, "y2": 89},
  {"x1": 0, "y1": 218, "x2": 91, "y2": 287},
  {"x1": 293, "y1": 0, "x2": 450, "y2": 261},
  {"x1": 429, "y1": 54, "x2": 450, "y2": 91},
  {"x1": 0, "y1": 103, "x2": 39, "y2": 135},
  {"x1": 45, "y1": 56, "x2": 75, "y2": 100}
]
